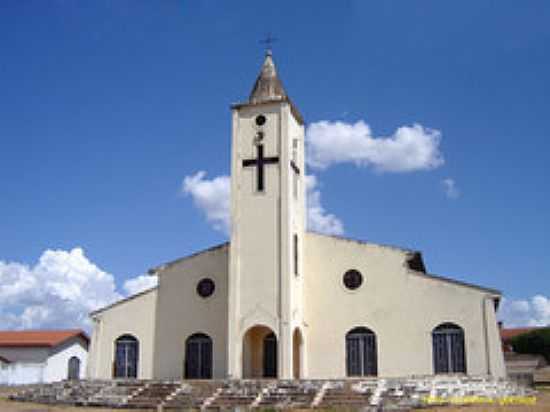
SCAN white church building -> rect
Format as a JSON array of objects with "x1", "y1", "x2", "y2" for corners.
[{"x1": 87, "y1": 52, "x2": 505, "y2": 381}]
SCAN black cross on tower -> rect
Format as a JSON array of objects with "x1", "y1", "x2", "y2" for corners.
[{"x1": 242, "y1": 144, "x2": 279, "y2": 192}]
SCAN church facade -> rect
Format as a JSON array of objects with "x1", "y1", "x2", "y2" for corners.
[{"x1": 87, "y1": 53, "x2": 506, "y2": 380}]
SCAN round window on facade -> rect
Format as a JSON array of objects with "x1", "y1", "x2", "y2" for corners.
[
  {"x1": 343, "y1": 269, "x2": 363, "y2": 290},
  {"x1": 255, "y1": 114, "x2": 267, "y2": 126},
  {"x1": 197, "y1": 278, "x2": 215, "y2": 298}
]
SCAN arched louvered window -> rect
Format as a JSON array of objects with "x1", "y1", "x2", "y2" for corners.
[
  {"x1": 67, "y1": 356, "x2": 80, "y2": 380},
  {"x1": 432, "y1": 323, "x2": 466, "y2": 374},
  {"x1": 114, "y1": 334, "x2": 139, "y2": 378},
  {"x1": 185, "y1": 333, "x2": 213, "y2": 379},
  {"x1": 346, "y1": 327, "x2": 377, "y2": 376}
]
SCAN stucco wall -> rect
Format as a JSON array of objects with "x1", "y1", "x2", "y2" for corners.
[
  {"x1": 87, "y1": 288, "x2": 157, "y2": 379},
  {"x1": 45, "y1": 337, "x2": 88, "y2": 382},
  {"x1": 0, "y1": 363, "x2": 45, "y2": 385},
  {"x1": 0, "y1": 338, "x2": 88, "y2": 384},
  {"x1": 153, "y1": 245, "x2": 228, "y2": 379},
  {"x1": 303, "y1": 232, "x2": 505, "y2": 379}
]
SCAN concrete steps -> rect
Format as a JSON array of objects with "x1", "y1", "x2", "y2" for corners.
[{"x1": 9, "y1": 376, "x2": 535, "y2": 410}]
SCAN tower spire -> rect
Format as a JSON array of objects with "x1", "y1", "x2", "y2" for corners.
[{"x1": 249, "y1": 51, "x2": 288, "y2": 104}]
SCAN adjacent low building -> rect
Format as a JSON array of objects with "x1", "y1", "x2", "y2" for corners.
[{"x1": 0, "y1": 330, "x2": 88, "y2": 385}]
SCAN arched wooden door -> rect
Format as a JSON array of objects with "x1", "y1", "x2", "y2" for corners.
[
  {"x1": 114, "y1": 334, "x2": 139, "y2": 378},
  {"x1": 67, "y1": 356, "x2": 80, "y2": 380},
  {"x1": 346, "y1": 327, "x2": 377, "y2": 377},
  {"x1": 432, "y1": 323, "x2": 466, "y2": 373},
  {"x1": 185, "y1": 333, "x2": 213, "y2": 379}
]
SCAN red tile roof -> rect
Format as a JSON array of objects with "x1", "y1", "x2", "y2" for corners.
[{"x1": 0, "y1": 330, "x2": 89, "y2": 348}]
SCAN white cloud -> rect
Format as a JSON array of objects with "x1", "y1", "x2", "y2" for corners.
[
  {"x1": 182, "y1": 172, "x2": 344, "y2": 236},
  {"x1": 0, "y1": 248, "x2": 157, "y2": 331},
  {"x1": 123, "y1": 273, "x2": 158, "y2": 295},
  {"x1": 498, "y1": 295, "x2": 550, "y2": 327},
  {"x1": 442, "y1": 178, "x2": 460, "y2": 199},
  {"x1": 182, "y1": 171, "x2": 231, "y2": 234},
  {"x1": 305, "y1": 175, "x2": 344, "y2": 235},
  {"x1": 306, "y1": 120, "x2": 444, "y2": 172}
]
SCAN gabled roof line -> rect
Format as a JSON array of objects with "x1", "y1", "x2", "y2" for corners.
[
  {"x1": 90, "y1": 287, "x2": 158, "y2": 317},
  {"x1": 306, "y1": 231, "x2": 417, "y2": 254},
  {"x1": 0, "y1": 330, "x2": 89, "y2": 348},
  {"x1": 148, "y1": 242, "x2": 229, "y2": 274},
  {"x1": 91, "y1": 243, "x2": 230, "y2": 317},
  {"x1": 308, "y1": 231, "x2": 500, "y2": 295},
  {"x1": 420, "y1": 272, "x2": 502, "y2": 296}
]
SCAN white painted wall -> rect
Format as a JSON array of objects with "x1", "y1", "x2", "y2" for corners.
[
  {"x1": 0, "y1": 338, "x2": 88, "y2": 384},
  {"x1": 303, "y1": 232, "x2": 506, "y2": 378},
  {"x1": 153, "y1": 245, "x2": 228, "y2": 379},
  {"x1": 0, "y1": 363, "x2": 45, "y2": 385},
  {"x1": 88, "y1": 288, "x2": 157, "y2": 379},
  {"x1": 44, "y1": 337, "x2": 88, "y2": 382}
]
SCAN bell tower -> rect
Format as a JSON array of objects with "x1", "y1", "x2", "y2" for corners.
[{"x1": 227, "y1": 51, "x2": 306, "y2": 379}]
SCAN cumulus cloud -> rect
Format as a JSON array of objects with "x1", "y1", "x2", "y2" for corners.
[
  {"x1": 305, "y1": 175, "x2": 344, "y2": 235},
  {"x1": 123, "y1": 273, "x2": 158, "y2": 295},
  {"x1": 498, "y1": 295, "x2": 550, "y2": 327},
  {"x1": 442, "y1": 178, "x2": 460, "y2": 199},
  {"x1": 306, "y1": 120, "x2": 444, "y2": 172},
  {"x1": 0, "y1": 248, "x2": 156, "y2": 331},
  {"x1": 182, "y1": 172, "x2": 343, "y2": 235},
  {"x1": 182, "y1": 171, "x2": 231, "y2": 234}
]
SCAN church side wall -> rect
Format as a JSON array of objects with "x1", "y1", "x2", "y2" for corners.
[
  {"x1": 153, "y1": 245, "x2": 228, "y2": 379},
  {"x1": 303, "y1": 233, "x2": 504, "y2": 378},
  {"x1": 87, "y1": 288, "x2": 157, "y2": 379}
]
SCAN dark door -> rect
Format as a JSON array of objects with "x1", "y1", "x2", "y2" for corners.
[
  {"x1": 346, "y1": 327, "x2": 377, "y2": 376},
  {"x1": 114, "y1": 335, "x2": 139, "y2": 378},
  {"x1": 432, "y1": 323, "x2": 466, "y2": 374},
  {"x1": 185, "y1": 333, "x2": 213, "y2": 379},
  {"x1": 263, "y1": 332, "x2": 277, "y2": 378},
  {"x1": 67, "y1": 356, "x2": 80, "y2": 380}
]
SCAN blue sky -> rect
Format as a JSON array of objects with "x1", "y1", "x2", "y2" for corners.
[{"x1": 0, "y1": 1, "x2": 549, "y2": 329}]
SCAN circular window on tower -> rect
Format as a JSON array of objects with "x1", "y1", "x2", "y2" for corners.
[
  {"x1": 196, "y1": 278, "x2": 215, "y2": 298},
  {"x1": 343, "y1": 269, "x2": 363, "y2": 290},
  {"x1": 255, "y1": 114, "x2": 267, "y2": 127}
]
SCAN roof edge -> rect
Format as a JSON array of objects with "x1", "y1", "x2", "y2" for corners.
[
  {"x1": 306, "y1": 231, "x2": 416, "y2": 254},
  {"x1": 420, "y1": 272, "x2": 502, "y2": 296},
  {"x1": 148, "y1": 242, "x2": 229, "y2": 274},
  {"x1": 89, "y1": 287, "x2": 158, "y2": 317},
  {"x1": 0, "y1": 329, "x2": 89, "y2": 348}
]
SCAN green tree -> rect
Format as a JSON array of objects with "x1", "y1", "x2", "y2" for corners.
[{"x1": 510, "y1": 328, "x2": 550, "y2": 362}]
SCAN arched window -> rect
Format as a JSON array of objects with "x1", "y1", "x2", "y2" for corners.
[
  {"x1": 114, "y1": 334, "x2": 139, "y2": 378},
  {"x1": 185, "y1": 333, "x2": 213, "y2": 379},
  {"x1": 346, "y1": 327, "x2": 377, "y2": 377},
  {"x1": 67, "y1": 356, "x2": 80, "y2": 380},
  {"x1": 432, "y1": 323, "x2": 466, "y2": 374}
]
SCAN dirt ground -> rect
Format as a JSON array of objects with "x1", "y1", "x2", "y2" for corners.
[{"x1": 0, "y1": 389, "x2": 549, "y2": 411}]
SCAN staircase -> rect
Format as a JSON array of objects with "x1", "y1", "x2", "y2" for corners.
[{"x1": 8, "y1": 376, "x2": 535, "y2": 410}]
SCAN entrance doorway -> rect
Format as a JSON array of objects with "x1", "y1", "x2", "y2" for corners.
[
  {"x1": 185, "y1": 333, "x2": 213, "y2": 379},
  {"x1": 242, "y1": 325, "x2": 277, "y2": 378}
]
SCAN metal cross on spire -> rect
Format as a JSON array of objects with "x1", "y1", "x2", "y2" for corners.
[{"x1": 260, "y1": 32, "x2": 278, "y2": 55}]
